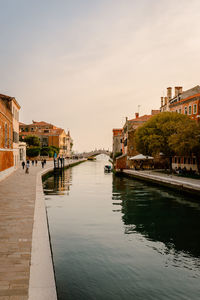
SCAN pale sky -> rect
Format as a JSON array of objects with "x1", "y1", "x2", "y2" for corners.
[{"x1": 1, "y1": 0, "x2": 200, "y2": 152}]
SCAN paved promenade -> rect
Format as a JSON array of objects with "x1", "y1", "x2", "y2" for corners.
[
  {"x1": 0, "y1": 160, "x2": 81, "y2": 300},
  {"x1": 123, "y1": 169, "x2": 200, "y2": 194}
]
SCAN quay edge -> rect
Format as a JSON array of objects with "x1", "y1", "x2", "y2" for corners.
[
  {"x1": 117, "y1": 169, "x2": 200, "y2": 197},
  {"x1": 28, "y1": 159, "x2": 86, "y2": 300}
]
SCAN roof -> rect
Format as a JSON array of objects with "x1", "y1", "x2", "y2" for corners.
[
  {"x1": 180, "y1": 85, "x2": 200, "y2": 100},
  {"x1": 0, "y1": 94, "x2": 20, "y2": 109},
  {"x1": 128, "y1": 114, "x2": 152, "y2": 123}
]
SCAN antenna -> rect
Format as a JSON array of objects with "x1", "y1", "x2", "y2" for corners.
[{"x1": 138, "y1": 105, "x2": 141, "y2": 114}]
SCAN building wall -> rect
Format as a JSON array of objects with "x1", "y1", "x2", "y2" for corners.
[
  {"x1": 170, "y1": 97, "x2": 200, "y2": 122},
  {"x1": 11, "y1": 100, "x2": 20, "y2": 167},
  {"x1": 0, "y1": 99, "x2": 14, "y2": 173},
  {"x1": 116, "y1": 155, "x2": 127, "y2": 170}
]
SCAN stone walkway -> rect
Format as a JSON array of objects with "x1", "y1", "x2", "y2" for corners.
[{"x1": 0, "y1": 162, "x2": 54, "y2": 300}]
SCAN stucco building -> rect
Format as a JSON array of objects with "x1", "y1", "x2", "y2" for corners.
[
  {"x1": 115, "y1": 110, "x2": 160, "y2": 169},
  {"x1": 0, "y1": 95, "x2": 14, "y2": 180},
  {"x1": 112, "y1": 129, "x2": 123, "y2": 157},
  {"x1": 19, "y1": 121, "x2": 73, "y2": 157}
]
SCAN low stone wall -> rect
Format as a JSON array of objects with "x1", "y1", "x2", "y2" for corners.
[{"x1": 122, "y1": 169, "x2": 200, "y2": 196}]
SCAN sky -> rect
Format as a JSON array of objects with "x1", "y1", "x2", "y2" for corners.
[{"x1": 1, "y1": 0, "x2": 200, "y2": 152}]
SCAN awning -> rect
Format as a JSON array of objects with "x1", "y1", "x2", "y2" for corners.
[{"x1": 129, "y1": 154, "x2": 154, "y2": 160}]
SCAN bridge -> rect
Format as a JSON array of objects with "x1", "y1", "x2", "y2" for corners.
[{"x1": 76, "y1": 149, "x2": 111, "y2": 158}]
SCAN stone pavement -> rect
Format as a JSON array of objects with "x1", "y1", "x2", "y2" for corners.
[{"x1": 0, "y1": 161, "x2": 54, "y2": 300}]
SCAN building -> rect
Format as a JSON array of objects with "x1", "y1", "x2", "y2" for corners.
[
  {"x1": 160, "y1": 85, "x2": 200, "y2": 172},
  {"x1": 10, "y1": 97, "x2": 21, "y2": 167},
  {"x1": 0, "y1": 95, "x2": 14, "y2": 180},
  {"x1": 115, "y1": 110, "x2": 160, "y2": 169},
  {"x1": 160, "y1": 85, "x2": 200, "y2": 122},
  {"x1": 19, "y1": 121, "x2": 73, "y2": 157},
  {"x1": 112, "y1": 129, "x2": 123, "y2": 157},
  {"x1": 169, "y1": 85, "x2": 200, "y2": 122}
]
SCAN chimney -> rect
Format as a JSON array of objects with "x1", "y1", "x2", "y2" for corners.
[
  {"x1": 175, "y1": 86, "x2": 183, "y2": 97},
  {"x1": 135, "y1": 112, "x2": 139, "y2": 119},
  {"x1": 161, "y1": 97, "x2": 164, "y2": 107},
  {"x1": 164, "y1": 97, "x2": 168, "y2": 105},
  {"x1": 167, "y1": 87, "x2": 172, "y2": 99}
]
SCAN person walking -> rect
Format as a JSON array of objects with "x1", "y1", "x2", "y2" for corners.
[
  {"x1": 25, "y1": 161, "x2": 30, "y2": 174},
  {"x1": 44, "y1": 159, "x2": 46, "y2": 165},
  {"x1": 32, "y1": 160, "x2": 34, "y2": 166},
  {"x1": 41, "y1": 160, "x2": 44, "y2": 168},
  {"x1": 22, "y1": 161, "x2": 25, "y2": 169},
  {"x1": 35, "y1": 160, "x2": 37, "y2": 166}
]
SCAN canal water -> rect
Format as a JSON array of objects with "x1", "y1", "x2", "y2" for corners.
[{"x1": 43, "y1": 155, "x2": 200, "y2": 300}]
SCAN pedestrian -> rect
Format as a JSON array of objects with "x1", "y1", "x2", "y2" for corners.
[
  {"x1": 22, "y1": 161, "x2": 25, "y2": 169},
  {"x1": 25, "y1": 161, "x2": 30, "y2": 174},
  {"x1": 41, "y1": 160, "x2": 44, "y2": 168},
  {"x1": 35, "y1": 160, "x2": 37, "y2": 166},
  {"x1": 44, "y1": 159, "x2": 46, "y2": 165},
  {"x1": 32, "y1": 160, "x2": 34, "y2": 166}
]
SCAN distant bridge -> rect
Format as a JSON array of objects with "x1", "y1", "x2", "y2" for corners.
[{"x1": 78, "y1": 149, "x2": 111, "y2": 158}]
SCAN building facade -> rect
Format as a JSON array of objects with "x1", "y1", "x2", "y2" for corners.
[
  {"x1": 0, "y1": 95, "x2": 14, "y2": 180},
  {"x1": 19, "y1": 121, "x2": 73, "y2": 157},
  {"x1": 115, "y1": 110, "x2": 160, "y2": 170},
  {"x1": 112, "y1": 129, "x2": 123, "y2": 157},
  {"x1": 160, "y1": 85, "x2": 200, "y2": 172}
]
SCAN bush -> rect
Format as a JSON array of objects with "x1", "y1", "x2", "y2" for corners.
[{"x1": 27, "y1": 147, "x2": 40, "y2": 157}]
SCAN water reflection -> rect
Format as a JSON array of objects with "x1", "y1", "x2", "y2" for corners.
[
  {"x1": 43, "y1": 168, "x2": 72, "y2": 195},
  {"x1": 112, "y1": 175, "x2": 200, "y2": 259}
]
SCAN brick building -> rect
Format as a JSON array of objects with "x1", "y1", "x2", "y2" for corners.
[
  {"x1": 19, "y1": 121, "x2": 73, "y2": 157},
  {"x1": 0, "y1": 95, "x2": 14, "y2": 180}
]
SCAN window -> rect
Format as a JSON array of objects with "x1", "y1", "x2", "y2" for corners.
[
  {"x1": 188, "y1": 105, "x2": 192, "y2": 115},
  {"x1": 31, "y1": 127, "x2": 34, "y2": 132},
  {"x1": 175, "y1": 157, "x2": 177, "y2": 163},
  {"x1": 4, "y1": 123, "x2": 7, "y2": 148},
  {"x1": 193, "y1": 158, "x2": 196, "y2": 165},
  {"x1": 193, "y1": 104, "x2": 197, "y2": 114},
  {"x1": 179, "y1": 108, "x2": 181, "y2": 114},
  {"x1": 184, "y1": 106, "x2": 187, "y2": 115},
  {"x1": 178, "y1": 157, "x2": 181, "y2": 164},
  {"x1": 44, "y1": 130, "x2": 49, "y2": 133},
  {"x1": 9, "y1": 126, "x2": 11, "y2": 148},
  {"x1": 184, "y1": 157, "x2": 187, "y2": 164},
  {"x1": 188, "y1": 158, "x2": 191, "y2": 164}
]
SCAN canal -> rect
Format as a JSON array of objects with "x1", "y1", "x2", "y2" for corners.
[{"x1": 43, "y1": 155, "x2": 200, "y2": 300}]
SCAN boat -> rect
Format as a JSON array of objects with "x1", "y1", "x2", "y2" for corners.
[
  {"x1": 87, "y1": 156, "x2": 96, "y2": 161},
  {"x1": 104, "y1": 165, "x2": 112, "y2": 172}
]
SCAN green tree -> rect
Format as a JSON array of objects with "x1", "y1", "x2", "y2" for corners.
[
  {"x1": 24, "y1": 135, "x2": 40, "y2": 147},
  {"x1": 26, "y1": 147, "x2": 40, "y2": 157},
  {"x1": 135, "y1": 112, "x2": 200, "y2": 170},
  {"x1": 169, "y1": 120, "x2": 200, "y2": 173}
]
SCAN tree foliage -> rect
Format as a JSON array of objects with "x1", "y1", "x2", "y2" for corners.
[
  {"x1": 24, "y1": 135, "x2": 40, "y2": 147},
  {"x1": 135, "y1": 112, "x2": 200, "y2": 158},
  {"x1": 26, "y1": 147, "x2": 40, "y2": 157}
]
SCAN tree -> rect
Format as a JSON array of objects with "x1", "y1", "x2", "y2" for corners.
[
  {"x1": 169, "y1": 120, "x2": 200, "y2": 173},
  {"x1": 135, "y1": 112, "x2": 200, "y2": 169},
  {"x1": 24, "y1": 135, "x2": 40, "y2": 147},
  {"x1": 26, "y1": 147, "x2": 40, "y2": 157}
]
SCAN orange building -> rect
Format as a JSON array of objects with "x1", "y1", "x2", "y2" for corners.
[
  {"x1": 169, "y1": 86, "x2": 200, "y2": 122},
  {"x1": 0, "y1": 95, "x2": 14, "y2": 180},
  {"x1": 160, "y1": 85, "x2": 200, "y2": 123},
  {"x1": 19, "y1": 121, "x2": 73, "y2": 157}
]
